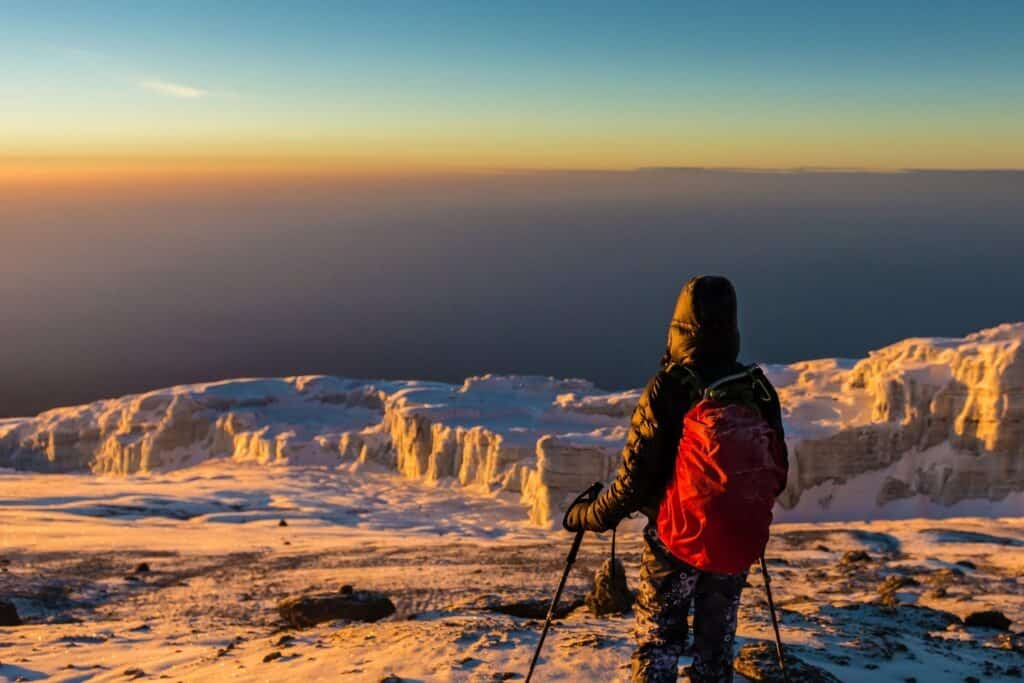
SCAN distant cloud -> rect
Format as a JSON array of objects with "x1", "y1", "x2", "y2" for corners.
[{"x1": 140, "y1": 79, "x2": 206, "y2": 99}]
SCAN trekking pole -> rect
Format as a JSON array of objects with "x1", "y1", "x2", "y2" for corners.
[
  {"x1": 759, "y1": 554, "x2": 791, "y2": 683},
  {"x1": 524, "y1": 481, "x2": 603, "y2": 683}
]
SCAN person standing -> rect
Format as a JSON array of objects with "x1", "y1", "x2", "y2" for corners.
[{"x1": 564, "y1": 275, "x2": 788, "y2": 683}]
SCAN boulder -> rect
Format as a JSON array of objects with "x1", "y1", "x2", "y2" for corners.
[
  {"x1": 585, "y1": 558, "x2": 633, "y2": 616},
  {"x1": 0, "y1": 599, "x2": 22, "y2": 626},
  {"x1": 278, "y1": 589, "x2": 395, "y2": 628},
  {"x1": 733, "y1": 642, "x2": 842, "y2": 682},
  {"x1": 965, "y1": 610, "x2": 1012, "y2": 631}
]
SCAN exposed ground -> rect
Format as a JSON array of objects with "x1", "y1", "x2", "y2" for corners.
[{"x1": 1, "y1": 464, "x2": 1023, "y2": 682}]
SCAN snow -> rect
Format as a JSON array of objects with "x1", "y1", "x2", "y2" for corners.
[
  {"x1": 1, "y1": 323, "x2": 1023, "y2": 680},
  {"x1": 4, "y1": 323, "x2": 1024, "y2": 526},
  {"x1": 1, "y1": 463, "x2": 1022, "y2": 682}
]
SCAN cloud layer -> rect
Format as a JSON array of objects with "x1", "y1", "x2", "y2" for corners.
[{"x1": 140, "y1": 79, "x2": 206, "y2": 99}]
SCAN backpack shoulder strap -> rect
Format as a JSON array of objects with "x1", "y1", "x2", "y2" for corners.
[
  {"x1": 703, "y1": 364, "x2": 775, "y2": 403},
  {"x1": 664, "y1": 362, "x2": 706, "y2": 399},
  {"x1": 747, "y1": 364, "x2": 775, "y2": 403}
]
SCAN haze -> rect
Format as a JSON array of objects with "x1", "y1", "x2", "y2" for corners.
[{"x1": 2, "y1": 168, "x2": 1021, "y2": 417}]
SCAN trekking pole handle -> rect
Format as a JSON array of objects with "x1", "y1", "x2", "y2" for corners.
[{"x1": 560, "y1": 481, "x2": 603, "y2": 530}]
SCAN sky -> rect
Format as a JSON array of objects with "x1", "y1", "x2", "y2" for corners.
[
  {"x1": 1, "y1": 4, "x2": 1022, "y2": 416},
  {"x1": 3, "y1": 1, "x2": 1023, "y2": 175}
]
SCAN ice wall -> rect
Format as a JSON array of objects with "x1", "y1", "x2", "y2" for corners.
[
  {"x1": 2, "y1": 323, "x2": 1022, "y2": 524},
  {"x1": 773, "y1": 323, "x2": 1024, "y2": 514}
]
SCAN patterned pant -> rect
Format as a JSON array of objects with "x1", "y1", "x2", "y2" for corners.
[{"x1": 631, "y1": 526, "x2": 747, "y2": 683}]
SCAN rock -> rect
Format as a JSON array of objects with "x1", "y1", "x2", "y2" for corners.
[
  {"x1": 0, "y1": 600, "x2": 22, "y2": 626},
  {"x1": 133, "y1": 562, "x2": 150, "y2": 574},
  {"x1": 123, "y1": 669, "x2": 145, "y2": 679},
  {"x1": 585, "y1": 558, "x2": 633, "y2": 616},
  {"x1": 379, "y1": 675, "x2": 403, "y2": 683},
  {"x1": 490, "y1": 596, "x2": 582, "y2": 620},
  {"x1": 923, "y1": 568, "x2": 965, "y2": 588},
  {"x1": 339, "y1": 585, "x2": 353, "y2": 595},
  {"x1": 955, "y1": 560, "x2": 976, "y2": 570},
  {"x1": 278, "y1": 590, "x2": 395, "y2": 628},
  {"x1": 879, "y1": 592, "x2": 901, "y2": 608},
  {"x1": 733, "y1": 642, "x2": 842, "y2": 682},
  {"x1": 878, "y1": 575, "x2": 919, "y2": 594},
  {"x1": 454, "y1": 593, "x2": 583, "y2": 620},
  {"x1": 877, "y1": 574, "x2": 920, "y2": 605},
  {"x1": 278, "y1": 519, "x2": 288, "y2": 527},
  {"x1": 965, "y1": 610, "x2": 1012, "y2": 631},
  {"x1": 990, "y1": 632, "x2": 1024, "y2": 652},
  {"x1": 263, "y1": 651, "x2": 282, "y2": 663},
  {"x1": 839, "y1": 550, "x2": 871, "y2": 565}
]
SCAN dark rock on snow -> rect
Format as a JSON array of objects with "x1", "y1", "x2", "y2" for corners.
[
  {"x1": 0, "y1": 599, "x2": 22, "y2": 626},
  {"x1": 481, "y1": 595, "x2": 583, "y2": 620},
  {"x1": 877, "y1": 574, "x2": 921, "y2": 606},
  {"x1": 278, "y1": 589, "x2": 395, "y2": 628},
  {"x1": 585, "y1": 558, "x2": 634, "y2": 616},
  {"x1": 923, "y1": 567, "x2": 965, "y2": 588},
  {"x1": 133, "y1": 562, "x2": 150, "y2": 574},
  {"x1": 965, "y1": 610, "x2": 1012, "y2": 631},
  {"x1": 839, "y1": 550, "x2": 871, "y2": 566},
  {"x1": 733, "y1": 641, "x2": 842, "y2": 682}
]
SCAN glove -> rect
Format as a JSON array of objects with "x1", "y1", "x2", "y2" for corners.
[{"x1": 563, "y1": 500, "x2": 591, "y2": 532}]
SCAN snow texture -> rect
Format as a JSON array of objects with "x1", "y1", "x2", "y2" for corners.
[
  {"x1": 0, "y1": 464, "x2": 1022, "y2": 682},
  {"x1": 2, "y1": 323, "x2": 1023, "y2": 525}
]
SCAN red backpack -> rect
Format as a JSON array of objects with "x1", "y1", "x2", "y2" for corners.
[{"x1": 656, "y1": 365, "x2": 786, "y2": 574}]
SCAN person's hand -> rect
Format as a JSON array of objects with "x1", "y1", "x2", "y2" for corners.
[{"x1": 562, "y1": 500, "x2": 590, "y2": 532}]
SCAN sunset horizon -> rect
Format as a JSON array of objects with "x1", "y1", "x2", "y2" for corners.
[{"x1": 5, "y1": 3, "x2": 1023, "y2": 183}]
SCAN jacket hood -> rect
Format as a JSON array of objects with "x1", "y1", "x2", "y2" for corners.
[{"x1": 663, "y1": 275, "x2": 740, "y2": 366}]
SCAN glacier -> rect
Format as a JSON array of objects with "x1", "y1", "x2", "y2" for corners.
[{"x1": 2, "y1": 323, "x2": 1022, "y2": 525}]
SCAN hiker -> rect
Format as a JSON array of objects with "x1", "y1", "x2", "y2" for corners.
[{"x1": 564, "y1": 275, "x2": 788, "y2": 683}]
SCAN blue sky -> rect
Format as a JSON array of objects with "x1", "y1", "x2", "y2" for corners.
[{"x1": 3, "y1": 1, "x2": 1022, "y2": 169}]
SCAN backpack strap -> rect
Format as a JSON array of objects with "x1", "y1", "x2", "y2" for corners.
[
  {"x1": 703, "y1": 364, "x2": 775, "y2": 403},
  {"x1": 664, "y1": 362, "x2": 706, "y2": 401},
  {"x1": 666, "y1": 362, "x2": 774, "y2": 405},
  {"x1": 748, "y1": 364, "x2": 775, "y2": 403}
]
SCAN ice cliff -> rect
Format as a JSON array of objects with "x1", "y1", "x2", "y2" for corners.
[{"x1": 2, "y1": 323, "x2": 1022, "y2": 524}]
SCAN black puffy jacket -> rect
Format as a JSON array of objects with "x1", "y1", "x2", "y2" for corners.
[{"x1": 580, "y1": 276, "x2": 788, "y2": 532}]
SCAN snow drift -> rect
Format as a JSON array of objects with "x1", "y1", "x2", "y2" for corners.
[{"x1": 2, "y1": 323, "x2": 1022, "y2": 525}]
